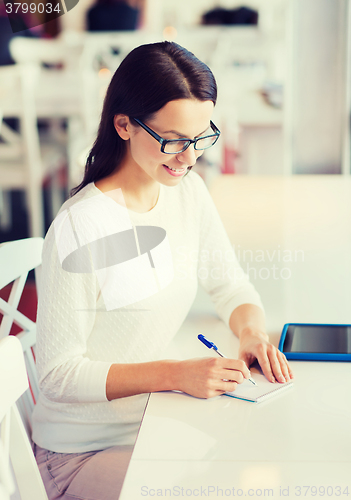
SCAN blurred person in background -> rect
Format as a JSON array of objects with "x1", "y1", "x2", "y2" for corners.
[
  {"x1": 87, "y1": 0, "x2": 143, "y2": 31},
  {"x1": 0, "y1": 3, "x2": 40, "y2": 66},
  {"x1": 202, "y1": 6, "x2": 258, "y2": 26}
]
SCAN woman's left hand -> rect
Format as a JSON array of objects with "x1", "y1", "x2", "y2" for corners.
[{"x1": 238, "y1": 330, "x2": 294, "y2": 383}]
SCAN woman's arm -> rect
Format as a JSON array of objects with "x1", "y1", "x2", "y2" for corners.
[
  {"x1": 229, "y1": 303, "x2": 294, "y2": 383},
  {"x1": 106, "y1": 356, "x2": 252, "y2": 401},
  {"x1": 106, "y1": 302, "x2": 293, "y2": 401},
  {"x1": 40, "y1": 196, "x2": 252, "y2": 405},
  {"x1": 188, "y1": 173, "x2": 293, "y2": 384}
]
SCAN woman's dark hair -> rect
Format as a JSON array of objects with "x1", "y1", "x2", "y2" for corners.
[{"x1": 71, "y1": 41, "x2": 217, "y2": 196}]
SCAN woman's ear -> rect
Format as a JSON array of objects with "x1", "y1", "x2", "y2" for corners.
[{"x1": 114, "y1": 115, "x2": 131, "y2": 140}]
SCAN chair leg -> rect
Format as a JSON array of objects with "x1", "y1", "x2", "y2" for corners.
[
  {"x1": 10, "y1": 406, "x2": 48, "y2": 500},
  {"x1": 49, "y1": 169, "x2": 64, "y2": 221},
  {"x1": 26, "y1": 184, "x2": 45, "y2": 238},
  {"x1": 0, "y1": 190, "x2": 12, "y2": 231}
]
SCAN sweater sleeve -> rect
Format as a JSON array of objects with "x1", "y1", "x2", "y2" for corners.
[
  {"x1": 35, "y1": 209, "x2": 112, "y2": 405},
  {"x1": 192, "y1": 173, "x2": 264, "y2": 327}
]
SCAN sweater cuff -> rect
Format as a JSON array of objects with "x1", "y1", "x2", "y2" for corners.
[
  {"x1": 217, "y1": 293, "x2": 265, "y2": 329},
  {"x1": 77, "y1": 361, "x2": 112, "y2": 403}
]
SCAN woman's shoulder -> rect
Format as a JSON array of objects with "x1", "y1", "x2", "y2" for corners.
[
  {"x1": 53, "y1": 182, "x2": 125, "y2": 230},
  {"x1": 57, "y1": 183, "x2": 101, "y2": 216},
  {"x1": 41, "y1": 184, "x2": 98, "y2": 261},
  {"x1": 45, "y1": 182, "x2": 132, "y2": 250}
]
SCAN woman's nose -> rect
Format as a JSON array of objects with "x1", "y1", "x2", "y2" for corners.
[{"x1": 176, "y1": 145, "x2": 201, "y2": 166}]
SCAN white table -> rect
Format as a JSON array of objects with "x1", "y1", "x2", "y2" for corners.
[
  {"x1": 121, "y1": 355, "x2": 351, "y2": 498},
  {"x1": 119, "y1": 175, "x2": 351, "y2": 499}
]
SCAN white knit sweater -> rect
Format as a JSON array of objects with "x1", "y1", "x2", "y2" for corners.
[{"x1": 32, "y1": 171, "x2": 263, "y2": 453}]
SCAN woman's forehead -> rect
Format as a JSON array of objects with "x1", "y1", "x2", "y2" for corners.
[{"x1": 149, "y1": 99, "x2": 214, "y2": 136}]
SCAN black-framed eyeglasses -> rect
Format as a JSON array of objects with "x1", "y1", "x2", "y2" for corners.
[{"x1": 133, "y1": 118, "x2": 220, "y2": 154}]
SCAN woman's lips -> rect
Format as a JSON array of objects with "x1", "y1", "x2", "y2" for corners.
[{"x1": 163, "y1": 164, "x2": 187, "y2": 177}]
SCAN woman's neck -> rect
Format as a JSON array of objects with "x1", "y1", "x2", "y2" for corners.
[{"x1": 94, "y1": 156, "x2": 160, "y2": 213}]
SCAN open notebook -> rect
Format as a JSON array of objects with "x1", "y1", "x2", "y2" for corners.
[{"x1": 225, "y1": 371, "x2": 293, "y2": 403}]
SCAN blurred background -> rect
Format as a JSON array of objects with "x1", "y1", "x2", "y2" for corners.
[{"x1": 0, "y1": 0, "x2": 350, "y2": 241}]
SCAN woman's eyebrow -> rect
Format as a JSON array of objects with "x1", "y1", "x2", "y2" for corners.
[{"x1": 161, "y1": 125, "x2": 210, "y2": 138}]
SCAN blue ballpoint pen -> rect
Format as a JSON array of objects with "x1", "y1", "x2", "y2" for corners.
[{"x1": 198, "y1": 333, "x2": 257, "y2": 386}]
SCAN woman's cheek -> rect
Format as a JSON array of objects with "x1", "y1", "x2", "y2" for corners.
[{"x1": 130, "y1": 139, "x2": 160, "y2": 167}]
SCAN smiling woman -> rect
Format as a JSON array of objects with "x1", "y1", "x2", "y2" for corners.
[
  {"x1": 71, "y1": 42, "x2": 218, "y2": 198},
  {"x1": 31, "y1": 41, "x2": 293, "y2": 500},
  {"x1": 108, "y1": 98, "x2": 217, "y2": 199}
]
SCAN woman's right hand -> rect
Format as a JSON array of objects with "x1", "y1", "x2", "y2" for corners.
[
  {"x1": 106, "y1": 358, "x2": 250, "y2": 401},
  {"x1": 173, "y1": 357, "x2": 251, "y2": 399}
]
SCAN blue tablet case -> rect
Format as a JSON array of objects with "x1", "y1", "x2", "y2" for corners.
[{"x1": 278, "y1": 323, "x2": 351, "y2": 361}]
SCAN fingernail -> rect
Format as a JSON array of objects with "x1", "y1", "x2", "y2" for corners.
[
  {"x1": 279, "y1": 375, "x2": 285, "y2": 383},
  {"x1": 271, "y1": 377, "x2": 275, "y2": 383}
]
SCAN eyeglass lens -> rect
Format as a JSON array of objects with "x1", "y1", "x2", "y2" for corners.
[{"x1": 163, "y1": 135, "x2": 218, "y2": 154}]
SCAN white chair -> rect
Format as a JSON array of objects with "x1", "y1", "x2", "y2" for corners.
[
  {"x1": 0, "y1": 65, "x2": 43, "y2": 237},
  {"x1": 0, "y1": 440, "x2": 14, "y2": 500},
  {"x1": 9, "y1": 37, "x2": 82, "y2": 71},
  {"x1": 0, "y1": 335, "x2": 48, "y2": 500},
  {"x1": 9, "y1": 36, "x2": 84, "y2": 120},
  {"x1": 0, "y1": 64, "x2": 66, "y2": 237},
  {"x1": 9, "y1": 36, "x2": 88, "y2": 192},
  {"x1": 0, "y1": 237, "x2": 44, "y2": 440}
]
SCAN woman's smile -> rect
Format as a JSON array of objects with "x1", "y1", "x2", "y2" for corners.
[{"x1": 162, "y1": 164, "x2": 188, "y2": 177}]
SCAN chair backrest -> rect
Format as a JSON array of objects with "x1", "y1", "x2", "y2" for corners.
[
  {"x1": 0, "y1": 335, "x2": 48, "y2": 500},
  {"x1": 0, "y1": 238, "x2": 44, "y2": 438},
  {"x1": 0, "y1": 64, "x2": 42, "y2": 181},
  {"x1": 9, "y1": 36, "x2": 83, "y2": 71}
]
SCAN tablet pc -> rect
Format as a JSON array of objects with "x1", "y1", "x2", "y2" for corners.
[{"x1": 278, "y1": 323, "x2": 351, "y2": 361}]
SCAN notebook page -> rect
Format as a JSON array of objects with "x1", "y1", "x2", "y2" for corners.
[{"x1": 225, "y1": 372, "x2": 293, "y2": 403}]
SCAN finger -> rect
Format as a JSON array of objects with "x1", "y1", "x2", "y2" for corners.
[
  {"x1": 219, "y1": 369, "x2": 245, "y2": 384},
  {"x1": 266, "y1": 347, "x2": 286, "y2": 383},
  {"x1": 224, "y1": 359, "x2": 251, "y2": 378},
  {"x1": 254, "y1": 347, "x2": 275, "y2": 383},
  {"x1": 277, "y1": 351, "x2": 291, "y2": 381},
  {"x1": 279, "y1": 351, "x2": 294, "y2": 380},
  {"x1": 285, "y1": 357, "x2": 294, "y2": 379},
  {"x1": 218, "y1": 381, "x2": 238, "y2": 393}
]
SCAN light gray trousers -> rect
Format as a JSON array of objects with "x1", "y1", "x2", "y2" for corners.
[{"x1": 34, "y1": 443, "x2": 133, "y2": 500}]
